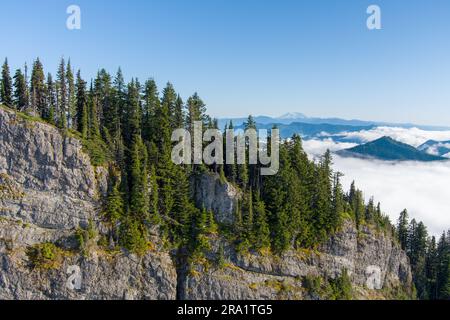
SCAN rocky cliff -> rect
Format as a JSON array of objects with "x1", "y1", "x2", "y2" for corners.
[
  {"x1": 0, "y1": 107, "x2": 176, "y2": 299},
  {"x1": 0, "y1": 106, "x2": 414, "y2": 300},
  {"x1": 178, "y1": 220, "x2": 413, "y2": 300}
]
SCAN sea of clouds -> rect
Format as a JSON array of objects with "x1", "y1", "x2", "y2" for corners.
[
  {"x1": 302, "y1": 127, "x2": 450, "y2": 236},
  {"x1": 332, "y1": 126, "x2": 450, "y2": 147}
]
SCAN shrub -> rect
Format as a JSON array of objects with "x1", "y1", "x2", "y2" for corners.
[{"x1": 27, "y1": 243, "x2": 63, "y2": 270}]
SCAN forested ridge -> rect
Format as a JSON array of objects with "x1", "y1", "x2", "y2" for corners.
[{"x1": 1, "y1": 57, "x2": 449, "y2": 299}]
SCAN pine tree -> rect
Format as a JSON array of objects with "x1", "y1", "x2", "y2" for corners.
[
  {"x1": 148, "y1": 165, "x2": 160, "y2": 224},
  {"x1": 186, "y1": 92, "x2": 208, "y2": 131},
  {"x1": 94, "y1": 69, "x2": 113, "y2": 133},
  {"x1": 30, "y1": 58, "x2": 47, "y2": 117},
  {"x1": 13, "y1": 69, "x2": 27, "y2": 111},
  {"x1": 253, "y1": 195, "x2": 270, "y2": 250},
  {"x1": 66, "y1": 59, "x2": 76, "y2": 128},
  {"x1": 88, "y1": 91, "x2": 100, "y2": 138},
  {"x1": 142, "y1": 79, "x2": 160, "y2": 143},
  {"x1": 397, "y1": 209, "x2": 409, "y2": 251},
  {"x1": 425, "y1": 236, "x2": 438, "y2": 299},
  {"x1": 75, "y1": 71, "x2": 88, "y2": 136},
  {"x1": 124, "y1": 79, "x2": 141, "y2": 146},
  {"x1": 46, "y1": 73, "x2": 57, "y2": 124},
  {"x1": 129, "y1": 134, "x2": 150, "y2": 222},
  {"x1": 173, "y1": 94, "x2": 185, "y2": 129},
  {"x1": 1, "y1": 58, "x2": 13, "y2": 107},
  {"x1": 105, "y1": 176, "x2": 125, "y2": 224},
  {"x1": 244, "y1": 188, "x2": 254, "y2": 241},
  {"x1": 331, "y1": 172, "x2": 344, "y2": 231},
  {"x1": 56, "y1": 58, "x2": 67, "y2": 128},
  {"x1": 161, "y1": 82, "x2": 178, "y2": 130}
]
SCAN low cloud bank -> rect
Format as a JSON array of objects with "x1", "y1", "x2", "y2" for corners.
[
  {"x1": 302, "y1": 137, "x2": 450, "y2": 236},
  {"x1": 333, "y1": 126, "x2": 450, "y2": 147}
]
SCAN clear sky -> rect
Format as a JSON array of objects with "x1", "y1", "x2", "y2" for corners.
[{"x1": 1, "y1": 0, "x2": 450, "y2": 125}]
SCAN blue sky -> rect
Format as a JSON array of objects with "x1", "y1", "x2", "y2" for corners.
[{"x1": 1, "y1": 0, "x2": 450, "y2": 125}]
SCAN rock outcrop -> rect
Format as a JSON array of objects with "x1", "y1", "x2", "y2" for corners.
[
  {"x1": 179, "y1": 220, "x2": 413, "y2": 300},
  {"x1": 0, "y1": 107, "x2": 177, "y2": 300},
  {"x1": 0, "y1": 108, "x2": 107, "y2": 230},
  {"x1": 191, "y1": 173, "x2": 241, "y2": 225},
  {"x1": 0, "y1": 219, "x2": 177, "y2": 300}
]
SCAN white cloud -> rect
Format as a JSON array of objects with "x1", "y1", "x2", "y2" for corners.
[
  {"x1": 301, "y1": 131, "x2": 450, "y2": 236},
  {"x1": 332, "y1": 155, "x2": 450, "y2": 236},
  {"x1": 302, "y1": 138, "x2": 357, "y2": 156},
  {"x1": 335, "y1": 126, "x2": 450, "y2": 147}
]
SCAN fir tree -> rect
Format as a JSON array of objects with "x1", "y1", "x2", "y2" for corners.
[
  {"x1": 30, "y1": 58, "x2": 47, "y2": 117},
  {"x1": 1, "y1": 58, "x2": 13, "y2": 107},
  {"x1": 397, "y1": 209, "x2": 409, "y2": 251},
  {"x1": 46, "y1": 73, "x2": 57, "y2": 124},
  {"x1": 161, "y1": 82, "x2": 178, "y2": 130},
  {"x1": 142, "y1": 78, "x2": 160, "y2": 143},
  {"x1": 13, "y1": 69, "x2": 27, "y2": 111},
  {"x1": 253, "y1": 195, "x2": 271, "y2": 250},
  {"x1": 66, "y1": 59, "x2": 76, "y2": 128},
  {"x1": 75, "y1": 71, "x2": 88, "y2": 137},
  {"x1": 129, "y1": 134, "x2": 149, "y2": 221},
  {"x1": 56, "y1": 58, "x2": 67, "y2": 128}
]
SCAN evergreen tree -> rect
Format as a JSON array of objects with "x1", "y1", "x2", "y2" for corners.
[
  {"x1": 66, "y1": 59, "x2": 76, "y2": 128},
  {"x1": 123, "y1": 79, "x2": 141, "y2": 146},
  {"x1": 173, "y1": 94, "x2": 185, "y2": 129},
  {"x1": 105, "y1": 175, "x2": 125, "y2": 224},
  {"x1": 13, "y1": 69, "x2": 27, "y2": 111},
  {"x1": 331, "y1": 172, "x2": 344, "y2": 232},
  {"x1": 56, "y1": 58, "x2": 67, "y2": 128},
  {"x1": 186, "y1": 92, "x2": 208, "y2": 130},
  {"x1": 129, "y1": 134, "x2": 149, "y2": 221},
  {"x1": 142, "y1": 79, "x2": 160, "y2": 143},
  {"x1": 253, "y1": 195, "x2": 270, "y2": 250},
  {"x1": 88, "y1": 90, "x2": 101, "y2": 138},
  {"x1": 161, "y1": 82, "x2": 178, "y2": 129},
  {"x1": 30, "y1": 58, "x2": 47, "y2": 117},
  {"x1": 1, "y1": 58, "x2": 13, "y2": 107},
  {"x1": 75, "y1": 71, "x2": 88, "y2": 137},
  {"x1": 397, "y1": 209, "x2": 409, "y2": 251},
  {"x1": 46, "y1": 73, "x2": 57, "y2": 124}
]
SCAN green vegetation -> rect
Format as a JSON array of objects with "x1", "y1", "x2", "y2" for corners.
[
  {"x1": 396, "y1": 210, "x2": 450, "y2": 300},
  {"x1": 2, "y1": 57, "x2": 449, "y2": 300},
  {"x1": 0, "y1": 57, "x2": 394, "y2": 256},
  {"x1": 75, "y1": 219, "x2": 98, "y2": 257},
  {"x1": 303, "y1": 270, "x2": 353, "y2": 300},
  {"x1": 26, "y1": 243, "x2": 65, "y2": 270}
]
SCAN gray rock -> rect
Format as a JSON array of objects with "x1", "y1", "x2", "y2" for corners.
[
  {"x1": 191, "y1": 173, "x2": 241, "y2": 225},
  {"x1": 0, "y1": 108, "x2": 107, "y2": 230},
  {"x1": 180, "y1": 220, "x2": 413, "y2": 300}
]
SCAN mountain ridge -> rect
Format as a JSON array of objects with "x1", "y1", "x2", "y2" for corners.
[{"x1": 337, "y1": 136, "x2": 448, "y2": 162}]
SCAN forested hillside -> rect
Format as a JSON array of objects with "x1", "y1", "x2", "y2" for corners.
[{"x1": 1, "y1": 57, "x2": 449, "y2": 299}]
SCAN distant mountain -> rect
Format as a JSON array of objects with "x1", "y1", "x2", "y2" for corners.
[
  {"x1": 337, "y1": 136, "x2": 447, "y2": 162},
  {"x1": 418, "y1": 140, "x2": 450, "y2": 158},
  {"x1": 235, "y1": 122, "x2": 375, "y2": 139},
  {"x1": 278, "y1": 112, "x2": 307, "y2": 120},
  {"x1": 218, "y1": 114, "x2": 450, "y2": 131}
]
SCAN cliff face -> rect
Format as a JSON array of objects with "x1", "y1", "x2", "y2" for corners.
[
  {"x1": 0, "y1": 107, "x2": 177, "y2": 300},
  {"x1": 0, "y1": 108, "x2": 107, "y2": 230},
  {"x1": 0, "y1": 106, "x2": 413, "y2": 300},
  {"x1": 179, "y1": 220, "x2": 413, "y2": 300}
]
